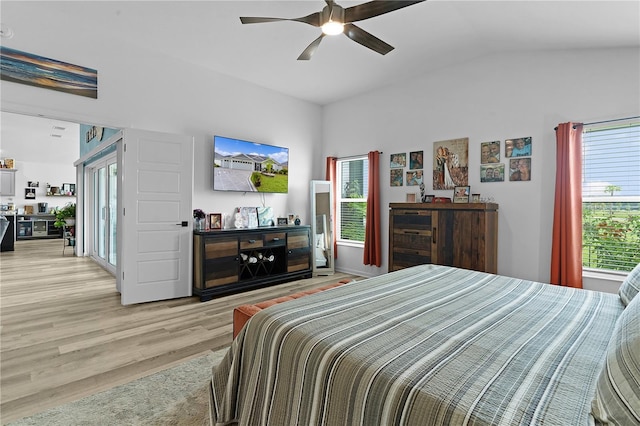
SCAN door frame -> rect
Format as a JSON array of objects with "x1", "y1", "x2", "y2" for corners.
[{"x1": 84, "y1": 151, "x2": 118, "y2": 275}]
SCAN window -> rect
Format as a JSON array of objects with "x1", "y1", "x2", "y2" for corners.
[
  {"x1": 336, "y1": 156, "x2": 369, "y2": 244},
  {"x1": 582, "y1": 121, "x2": 640, "y2": 272}
]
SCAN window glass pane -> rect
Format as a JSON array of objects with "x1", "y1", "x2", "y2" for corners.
[
  {"x1": 582, "y1": 122, "x2": 640, "y2": 272},
  {"x1": 337, "y1": 157, "x2": 368, "y2": 243}
]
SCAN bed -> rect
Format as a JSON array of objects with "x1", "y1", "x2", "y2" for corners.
[{"x1": 209, "y1": 264, "x2": 640, "y2": 425}]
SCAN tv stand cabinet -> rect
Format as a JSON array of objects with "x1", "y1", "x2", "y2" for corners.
[{"x1": 193, "y1": 225, "x2": 312, "y2": 301}]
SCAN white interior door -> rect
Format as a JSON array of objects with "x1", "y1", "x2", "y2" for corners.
[{"x1": 119, "y1": 129, "x2": 194, "y2": 305}]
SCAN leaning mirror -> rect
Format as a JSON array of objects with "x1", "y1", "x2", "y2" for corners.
[{"x1": 310, "y1": 180, "x2": 334, "y2": 275}]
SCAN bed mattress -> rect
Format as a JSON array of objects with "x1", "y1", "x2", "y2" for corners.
[{"x1": 210, "y1": 264, "x2": 623, "y2": 425}]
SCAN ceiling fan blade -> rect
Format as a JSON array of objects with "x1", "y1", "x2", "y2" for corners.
[
  {"x1": 298, "y1": 34, "x2": 326, "y2": 60},
  {"x1": 240, "y1": 11, "x2": 322, "y2": 27},
  {"x1": 344, "y1": 0, "x2": 425, "y2": 23},
  {"x1": 343, "y1": 23, "x2": 393, "y2": 55}
]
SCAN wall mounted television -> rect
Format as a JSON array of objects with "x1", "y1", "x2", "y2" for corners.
[{"x1": 213, "y1": 135, "x2": 289, "y2": 193}]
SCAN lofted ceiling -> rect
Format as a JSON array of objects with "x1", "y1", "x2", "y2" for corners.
[
  {"x1": 0, "y1": 1, "x2": 638, "y2": 144},
  {"x1": 1, "y1": 1, "x2": 639, "y2": 106}
]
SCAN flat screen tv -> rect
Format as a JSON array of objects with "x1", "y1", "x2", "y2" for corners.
[{"x1": 213, "y1": 135, "x2": 289, "y2": 193}]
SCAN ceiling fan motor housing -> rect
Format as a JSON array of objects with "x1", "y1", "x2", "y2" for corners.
[{"x1": 321, "y1": 3, "x2": 345, "y2": 25}]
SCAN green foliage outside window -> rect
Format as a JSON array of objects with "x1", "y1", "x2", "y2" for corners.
[
  {"x1": 582, "y1": 202, "x2": 640, "y2": 271},
  {"x1": 340, "y1": 202, "x2": 366, "y2": 242}
]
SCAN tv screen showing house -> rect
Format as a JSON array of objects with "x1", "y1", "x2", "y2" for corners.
[{"x1": 213, "y1": 135, "x2": 289, "y2": 193}]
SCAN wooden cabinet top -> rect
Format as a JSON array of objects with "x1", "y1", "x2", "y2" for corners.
[
  {"x1": 194, "y1": 225, "x2": 310, "y2": 236},
  {"x1": 389, "y1": 202, "x2": 498, "y2": 211}
]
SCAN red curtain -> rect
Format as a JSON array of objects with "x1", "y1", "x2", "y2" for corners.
[
  {"x1": 326, "y1": 157, "x2": 338, "y2": 259},
  {"x1": 363, "y1": 151, "x2": 382, "y2": 266},
  {"x1": 550, "y1": 122, "x2": 583, "y2": 288}
]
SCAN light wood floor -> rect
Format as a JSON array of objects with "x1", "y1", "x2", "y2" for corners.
[{"x1": 0, "y1": 239, "x2": 359, "y2": 423}]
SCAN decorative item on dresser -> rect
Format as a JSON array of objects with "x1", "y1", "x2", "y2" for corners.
[
  {"x1": 389, "y1": 202, "x2": 498, "y2": 273},
  {"x1": 192, "y1": 225, "x2": 312, "y2": 301}
]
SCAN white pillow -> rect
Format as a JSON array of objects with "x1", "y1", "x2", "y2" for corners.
[
  {"x1": 619, "y1": 263, "x2": 640, "y2": 307},
  {"x1": 591, "y1": 293, "x2": 640, "y2": 424}
]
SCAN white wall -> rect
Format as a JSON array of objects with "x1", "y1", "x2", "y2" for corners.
[
  {"x1": 2, "y1": 1, "x2": 637, "y2": 293},
  {"x1": 0, "y1": 13, "x2": 323, "y2": 229},
  {"x1": 323, "y1": 47, "x2": 640, "y2": 290}
]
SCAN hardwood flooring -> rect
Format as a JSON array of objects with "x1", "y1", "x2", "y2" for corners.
[{"x1": 0, "y1": 239, "x2": 359, "y2": 423}]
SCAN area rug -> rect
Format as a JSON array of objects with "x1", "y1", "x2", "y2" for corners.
[{"x1": 7, "y1": 348, "x2": 229, "y2": 426}]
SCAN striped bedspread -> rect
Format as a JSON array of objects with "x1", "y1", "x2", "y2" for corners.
[{"x1": 210, "y1": 265, "x2": 623, "y2": 425}]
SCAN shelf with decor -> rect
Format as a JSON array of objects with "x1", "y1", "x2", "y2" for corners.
[
  {"x1": 193, "y1": 225, "x2": 312, "y2": 302},
  {"x1": 16, "y1": 214, "x2": 62, "y2": 240}
]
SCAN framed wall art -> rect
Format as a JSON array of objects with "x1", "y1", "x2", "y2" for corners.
[
  {"x1": 509, "y1": 158, "x2": 532, "y2": 181},
  {"x1": 505, "y1": 137, "x2": 532, "y2": 158},
  {"x1": 480, "y1": 164, "x2": 505, "y2": 182},
  {"x1": 406, "y1": 170, "x2": 423, "y2": 186},
  {"x1": 433, "y1": 137, "x2": 469, "y2": 190},
  {"x1": 0, "y1": 46, "x2": 98, "y2": 99},
  {"x1": 409, "y1": 151, "x2": 423, "y2": 170},
  {"x1": 390, "y1": 169, "x2": 403, "y2": 186},
  {"x1": 390, "y1": 153, "x2": 406, "y2": 168},
  {"x1": 480, "y1": 141, "x2": 500, "y2": 164}
]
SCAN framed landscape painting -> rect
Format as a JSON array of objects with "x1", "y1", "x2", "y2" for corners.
[{"x1": 0, "y1": 46, "x2": 98, "y2": 98}]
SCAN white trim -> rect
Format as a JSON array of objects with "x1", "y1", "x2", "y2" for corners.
[
  {"x1": 583, "y1": 268, "x2": 627, "y2": 283},
  {"x1": 337, "y1": 240, "x2": 364, "y2": 249}
]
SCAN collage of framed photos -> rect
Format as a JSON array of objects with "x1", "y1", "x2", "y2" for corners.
[
  {"x1": 390, "y1": 151, "x2": 424, "y2": 188},
  {"x1": 480, "y1": 136, "x2": 532, "y2": 182}
]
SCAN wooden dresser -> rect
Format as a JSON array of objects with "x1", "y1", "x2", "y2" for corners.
[
  {"x1": 389, "y1": 203, "x2": 498, "y2": 273},
  {"x1": 193, "y1": 225, "x2": 312, "y2": 301}
]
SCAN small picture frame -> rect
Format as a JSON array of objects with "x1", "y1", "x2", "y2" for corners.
[
  {"x1": 409, "y1": 150, "x2": 424, "y2": 170},
  {"x1": 62, "y1": 183, "x2": 74, "y2": 195},
  {"x1": 277, "y1": 217, "x2": 289, "y2": 226},
  {"x1": 406, "y1": 193, "x2": 417, "y2": 203},
  {"x1": 390, "y1": 153, "x2": 406, "y2": 168},
  {"x1": 390, "y1": 169, "x2": 403, "y2": 186},
  {"x1": 471, "y1": 193, "x2": 481, "y2": 203},
  {"x1": 25, "y1": 188, "x2": 36, "y2": 199},
  {"x1": 505, "y1": 136, "x2": 532, "y2": 158},
  {"x1": 209, "y1": 213, "x2": 222, "y2": 230},
  {"x1": 481, "y1": 163, "x2": 505, "y2": 182},
  {"x1": 288, "y1": 213, "x2": 295, "y2": 224},
  {"x1": 406, "y1": 170, "x2": 423, "y2": 186},
  {"x1": 453, "y1": 186, "x2": 470, "y2": 203}
]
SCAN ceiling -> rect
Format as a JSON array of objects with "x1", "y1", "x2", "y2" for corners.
[
  {"x1": 1, "y1": 1, "x2": 639, "y2": 145},
  {"x1": 2, "y1": 1, "x2": 639, "y2": 106}
]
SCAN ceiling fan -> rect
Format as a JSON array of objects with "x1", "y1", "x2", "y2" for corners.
[{"x1": 240, "y1": 0, "x2": 426, "y2": 60}]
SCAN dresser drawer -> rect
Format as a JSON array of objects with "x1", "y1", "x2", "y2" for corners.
[
  {"x1": 392, "y1": 209, "x2": 432, "y2": 230},
  {"x1": 392, "y1": 228, "x2": 432, "y2": 249},
  {"x1": 240, "y1": 234, "x2": 263, "y2": 249},
  {"x1": 264, "y1": 232, "x2": 286, "y2": 247}
]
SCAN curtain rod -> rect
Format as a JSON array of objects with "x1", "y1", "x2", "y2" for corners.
[
  {"x1": 575, "y1": 115, "x2": 640, "y2": 129},
  {"x1": 338, "y1": 151, "x2": 383, "y2": 160},
  {"x1": 554, "y1": 116, "x2": 640, "y2": 131}
]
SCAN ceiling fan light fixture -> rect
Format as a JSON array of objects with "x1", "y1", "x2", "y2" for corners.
[{"x1": 321, "y1": 20, "x2": 344, "y2": 36}]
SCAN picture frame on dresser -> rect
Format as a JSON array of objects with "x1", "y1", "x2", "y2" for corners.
[
  {"x1": 453, "y1": 186, "x2": 470, "y2": 203},
  {"x1": 209, "y1": 213, "x2": 222, "y2": 230}
]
